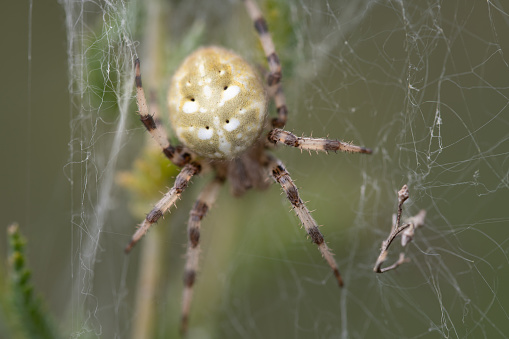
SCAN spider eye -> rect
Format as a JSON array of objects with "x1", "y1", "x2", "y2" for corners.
[
  {"x1": 205, "y1": 126, "x2": 209, "y2": 130},
  {"x1": 190, "y1": 98, "x2": 195, "y2": 102},
  {"x1": 226, "y1": 120, "x2": 229, "y2": 123},
  {"x1": 224, "y1": 86, "x2": 228, "y2": 90}
]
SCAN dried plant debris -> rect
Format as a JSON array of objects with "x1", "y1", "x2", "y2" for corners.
[{"x1": 373, "y1": 185, "x2": 426, "y2": 273}]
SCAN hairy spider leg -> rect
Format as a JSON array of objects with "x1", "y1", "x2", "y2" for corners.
[
  {"x1": 268, "y1": 129, "x2": 373, "y2": 154},
  {"x1": 135, "y1": 59, "x2": 191, "y2": 167},
  {"x1": 243, "y1": 0, "x2": 288, "y2": 128},
  {"x1": 268, "y1": 156, "x2": 344, "y2": 287},
  {"x1": 180, "y1": 178, "x2": 223, "y2": 335},
  {"x1": 125, "y1": 163, "x2": 201, "y2": 253}
]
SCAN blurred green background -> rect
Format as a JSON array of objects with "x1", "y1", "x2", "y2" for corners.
[
  {"x1": 0, "y1": 0, "x2": 72, "y2": 325},
  {"x1": 1, "y1": 0, "x2": 509, "y2": 338}
]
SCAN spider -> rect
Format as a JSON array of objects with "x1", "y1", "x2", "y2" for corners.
[{"x1": 125, "y1": 0, "x2": 371, "y2": 333}]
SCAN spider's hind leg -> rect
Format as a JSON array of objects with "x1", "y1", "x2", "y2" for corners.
[
  {"x1": 267, "y1": 155, "x2": 344, "y2": 287},
  {"x1": 181, "y1": 177, "x2": 223, "y2": 334},
  {"x1": 124, "y1": 163, "x2": 201, "y2": 253}
]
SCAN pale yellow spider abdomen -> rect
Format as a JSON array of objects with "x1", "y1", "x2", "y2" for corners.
[{"x1": 168, "y1": 46, "x2": 268, "y2": 159}]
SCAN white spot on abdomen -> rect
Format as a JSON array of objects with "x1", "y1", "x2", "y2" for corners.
[
  {"x1": 219, "y1": 86, "x2": 241, "y2": 107},
  {"x1": 224, "y1": 118, "x2": 240, "y2": 131},
  {"x1": 197, "y1": 128, "x2": 214, "y2": 140},
  {"x1": 223, "y1": 86, "x2": 240, "y2": 101},
  {"x1": 183, "y1": 101, "x2": 199, "y2": 113},
  {"x1": 219, "y1": 139, "x2": 231, "y2": 154},
  {"x1": 203, "y1": 85, "x2": 212, "y2": 98}
]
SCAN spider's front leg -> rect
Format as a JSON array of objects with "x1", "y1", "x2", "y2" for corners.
[
  {"x1": 135, "y1": 59, "x2": 191, "y2": 167},
  {"x1": 269, "y1": 129, "x2": 372, "y2": 154},
  {"x1": 124, "y1": 162, "x2": 201, "y2": 253},
  {"x1": 243, "y1": 0, "x2": 288, "y2": 128},
  {"x1": 268, "y1": 156, "x2": 344, "y2": 287},
  {"x1": 180, "y1": 178, "x2": 223, "y2": 335}
]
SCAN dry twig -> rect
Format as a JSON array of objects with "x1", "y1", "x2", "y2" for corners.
[{"x1": 373, "y1": 185, "x2": 426, "y2": 273}]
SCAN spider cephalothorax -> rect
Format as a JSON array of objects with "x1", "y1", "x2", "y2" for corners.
[{"x1": 125, "y1": 0, "x2": 372, "y2": 334}]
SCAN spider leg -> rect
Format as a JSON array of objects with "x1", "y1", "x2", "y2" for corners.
[
  {"x1": 268, "y1": 156, "x2": 344, "y2": 287},
  {"x1": 180, "y1": 177, "x2": 223, "y2": 335},
  {"x1": 125, "y1": 163, "x2": 201, "y2": 253},
  {"x1": 243, "y1": 0, "x2": 288, "y2": 128},
  {"x1": 268, "y1": 128, "x2": 372, "y2": 154},
  {"x1": 135, "y1": 59, "x2": 191, "y2": 167}
]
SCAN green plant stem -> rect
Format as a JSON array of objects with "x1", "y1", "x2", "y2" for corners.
[{"x1": 7, "y1": 223, "x2": 61, "y2": 339}]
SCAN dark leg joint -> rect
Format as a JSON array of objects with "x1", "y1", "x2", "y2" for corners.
[
  {"x1": 323, "y1": 141, "x2": 340, "y2": 151},
  {"x1": 174, "y1": 149, "x2": 192, "y2": 167},
  {"x1": 360, "y1": 147, "x2": 373, "y2": 154},
  {"x1": 146, "y1": 209, "x2": 163, "y2": 223},
  {"x1": 286, "y1": 186, "x2": 300, "y2": 207},
  {"x1": 175, "y1": 176, "x2": 191, "y2": 194},
  {"x1": 267, "y1": 53, "x2": 280, "y2": 69},
  {"x1": 309, "y1": 226, "x2": 324, "y2": 245},
  {"x1": 334, "y1": 269, "x2": 344, "y2": 287},
  {"x1": 271, "y1": 117, "x2": 285, "y2": 128},
  {"x1": 163, "y1": 145, "x2": 176, "y2": 159},
  {"x1": 190, "y1": 162, "x2": 202, "y2": 173},
  {"x1": 283, "y1": 133, "x2": 299, "y2": 147},
  {"x1": 188, "y1": 227, "x2": 200, "y2": 248},
  {"x1": 254, "y1": 17, "x2": 268, "y2": 35},
  {"x1": 272, "y1": 164, "x2": 285, "y2": 177},
  {"x1": 192, "y1": 201, "x2": 209, "y2": 220},
  {"x1": 183, "y1": 270, "x2": 196, "y2": 287},
  {"x1": 140, "y1": 114, "x2": 157, "y2": 131},
  {"x1": 267, "y1": 129, "x2": 278, "y2": 144},
  {"x1": 268, "y1": 72, "x2": 282, "y2": 87},
  {"x1": 135, "y1": 59, "x2": 142, "y2": 87}
]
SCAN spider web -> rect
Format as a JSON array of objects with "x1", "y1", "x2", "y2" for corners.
[{"x1": 59, "y1": 0, "x2": 509, "y2": 338}]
